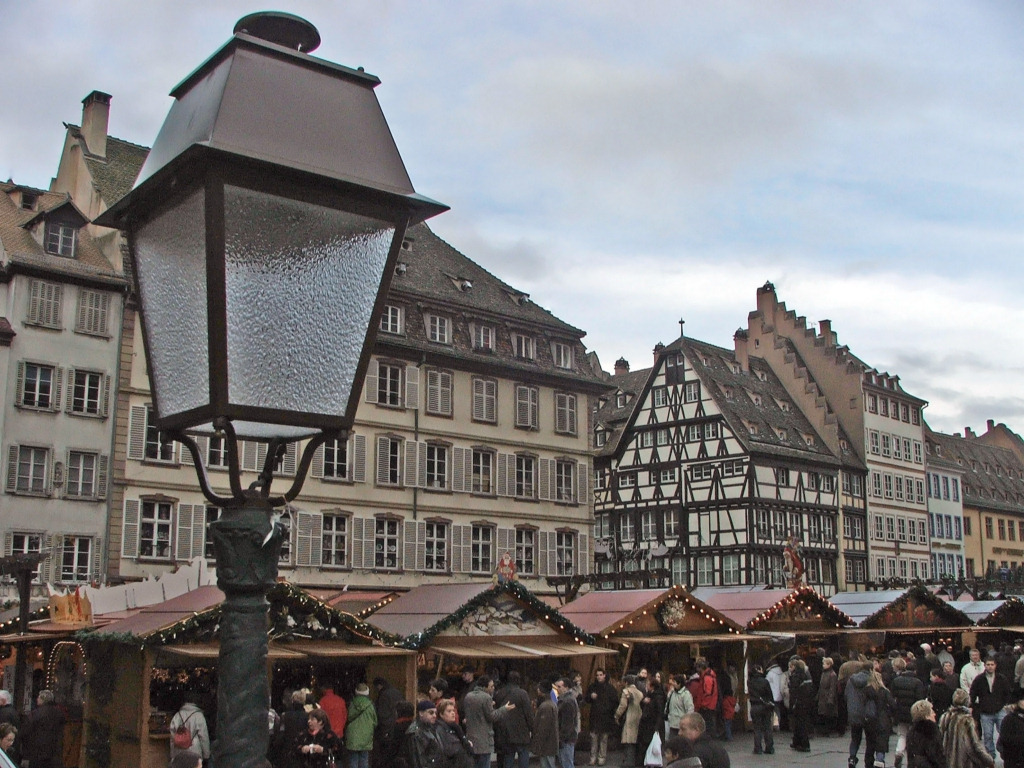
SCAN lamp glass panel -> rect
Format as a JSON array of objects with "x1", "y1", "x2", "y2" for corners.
[
  {"x1": 223, "y1": 185, "x2": 394, "y2": 420},
  {"x1": 134, "y1": 189, "x2": 210, "y2": 419}
]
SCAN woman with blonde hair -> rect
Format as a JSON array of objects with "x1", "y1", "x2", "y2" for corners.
[
  {"x1": 864, "y1": 670, "x2": 895, "y2": 768},
  {"x1": 614, "y1": 675, "x2": 644, "y2": 767},
  {"x1": 938, "y1": 689, "x2": 992, "y2": 768}
]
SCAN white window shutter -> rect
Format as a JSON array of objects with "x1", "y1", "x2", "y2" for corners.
[
  {"x1": 472, "y1": 380, "x2": 484, "y2": 421},
  {"x1": 51, "y1": 367, "x2": 63, "y2": 413},
  {"x1": 515, "y1": 386, "x2": 529, "y2": 427},
  {"x1": 577, "y1": 531, "x2": 590, "y2": 575},
  {"x1": 65, "y1": 368, "x2": 77, "y2": 413},
  {"x1": 6, "y1": 445, "x2": 18, "y2": 493},
  {"x1": 295, "y1": 510, "x2": 323, "y2": 567},
  {"x1": 127, "y1": 406, "x2": 147, "y2": 460},
  {"x1": 538, "y1": 458, "x2": 553, "y2": 501},
  {"x1": 405, "y1": 365, "x2": 420, "y2": 409},
  {"x1": 176, "y1": 504, "x2": 196, "y2": 561},
  {"x1": 404, "y1": 440, "x2": 423, "y2": 488},
  {"x1": 440, "y1": 372, "x2": 453, "y2": 414},
  {"x1": 15, "y1": 362, "x2": 26, "y2": 406},
  {"x1": 497, "y1": 527, "x2": 513, "y2": 559},
  {"x1": 192, "y1": 508, "x2": 206, "y2": 560},
  {"x1": 241, "y1": 441, "x2": 259, "y2": 472},
  {"x1": 256, "y1": 443, "x2": 269, "y2": 472},
  {"x1": 51, "y1": 285, "x2": 64, "y2": 327},
  {"x1": 280, "y1": 443, "x2": 297, "y2": 476},
  {"x1": 91, "y1": 537, "x2": 104, "y2": 582},
  {"x1": 538, "y1": 531, "x2": 552, "y2": 576},
  {"x1": 426, "y1": 370, "x2": 440, "y2": 413},
  {"x1": 417, "y1": 442, "x2": 428, "y2": 488},
  {"x1": 453, "y1": 524, "x2": 470, "y2": 573},
  {"x1": 180, "y1": 436, "x2": 207, "y2": 466},
  {"x1": 46, "y1": 534, "x2": 63, "y2": 584},
  {"x1": 577, "y1": 459, "x2": 589, "y2": 505},
  {"x1": 365, "y1": 361, "x2": 379, "y2": 404},
  {"x1": 96, "y1": 454, "x2": 110, "y2": 499},
  {"x1": 376, "y1": 437, "x2": 391, "y2": 484},
  {"x1": 404, "y1": 520, "x2": 426, "y2": 571},
  {"x1": 122, "y1": 500, "x2": 141, "y2": 557},
  {"x1": 452, "y1": 447, "x2": 468, "y2": 492},
  {"x1": 351, "y1": 434, "x2": 366, "y2": 483},
  {"x1": 351, "y1": 518, "x2": 366, "y2": 569},
  {"x1": 496, "y1": 453, "x2": 510, "y2": 497},
  {"x1": 311, "y1": 444, "x2": 325, "y2": 478},
  {"x1": 362, "y1": 520, "x2": 376, "y2": 567}
]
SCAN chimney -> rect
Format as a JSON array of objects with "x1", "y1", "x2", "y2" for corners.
[
  {"x1": 988, "y1": 419, "x2": 996, "y2": 432},
  {"x1": 614, "y1": 357, "x2": 630, "y2": 376},
  {"x1": 733, "y1": 328, "x2": 749, "y2": 372},
  {"x1": 965, "y1": 426, "x2": 976, "y2": 439},
  {"x1": 819, "y1": 319, "x2": 836, "y2": 346},
  {"x1": 653, "y1": 342, "x2": 665, "y2": 364},
  {"x1": 756, "y1": 281, "x2": 777, "y2": 322},
  {"x1": 81, "y1": 91, "x2": 112, "y2": 159}
]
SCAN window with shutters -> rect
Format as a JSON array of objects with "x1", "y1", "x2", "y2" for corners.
[
  {"x1": 139, "y1": 501, "x2": 173, "y2": 559},
  {"x1": 322, "y1": 513, "x2": 348, "y2": 567},
  {"x1": 555, "y1": 460, "x2": 575, "y2": 502},
  {"x1": 60, "y1": 536, "x2": 92, "y2": 582},
  {"x1": 203, "y1": 507, "x2": 223, "y2": 559},
  {"x1": 514, "y1": 385, "x2": 539, "y2": 430},
  {"x1": 377, "y1": 437, "x2": 402, "y2": 486},
  {"x1": 66, "y1": 450, "x2": 104, "y2": 498},
  {"x1": 552, "y1": 342, "x2": 573, "y2": 369},
  {"x1": 425, "y1": 522, "x2": 448, "y2": 572},
  {"x1": 377, "y1": 363, "x2": 403, "y2": 407},
  {"x1": 515, "y1": 528, "x2": 535, "y2": 575},
  {"x1": 379, "y1": 305, "x2": 403, "y2": 334},
  {"x1": 45, "y1": 222, "x2": 77, "y2": 257},
  {"x1": 144, "y1": 407, "x2": 176, "y2": 463},
  {"x1": 472, "y1": 378, "x2": 497, "y2": 423},
  {"x1": 512, "y1": 333, "x2": 534, "y2": 360},
  {"x1": 9, "y1": 446, "x2": 49, "y2": 495},
  {"x1": 26, "y1": 280, "x2": 63, "y2": 329},
  {"x1": 425, "y1": 369, "x2": 453, "y2": 416},
  {"x1": 554, "y1": 393, "x2": 577, "y2": 435},
  {"x1": 555, "y1": 531, "x2": 575, "y2": 576},
  {"x1": 75, "y1": 289, "x2": 110, "y2": 336},
  {"x1": 18, "y1": 362, "x2": 55, "y2": 409},
  {"x1": 472, "y1": 323, "x2": 494, "y2": 351},
  {"x1": 374, "y1": 518, "x2": 400, "y2": 570},
  {"x1": 70, "y1": 370, "x2": 105, "y2": 416},
  {"x1": 472, "y1": 449, "x2": 494, "y2": 494},
  {"x1": 323, "y1": 437, "x2": 348, "y2": 479},
  {"x1": 515, "y1": 455, "x2": 536, "y2": 499},
  {"x1": 426, "y1": 314, "x2": 451, "y2": 344},
  {"x1": 425, "y1": 444, "x2": 448, "y2": 489},
  {"x1": 471, "y1": 526, "x2": 493, "y2": 573},
  {"x1": 9, "y1": 533, "x2": 43, "y2": 581}
]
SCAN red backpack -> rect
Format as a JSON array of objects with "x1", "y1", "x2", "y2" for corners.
[{"x1": 172, "y1": 712, "x2": 196, "y2": 749}]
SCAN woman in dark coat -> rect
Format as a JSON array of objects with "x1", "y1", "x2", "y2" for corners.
[
  {"x1": 865, "y1": 671, "x2": 895, "y2": 768},
  {"x1": 789, "y1": 658, "x2": 815, "y2": 752},
  {"x1": 295, "y1": 708, "x2": 342, "y2": 768},
  {"x1": 906, "y1": 700, "x2": 946, "y2": 768},
  {"x1": 635, "y1": 679, "x2": 666, "y2": 766},
  {"x1": 998, "y1": 695, "x2": 1024, "y2": 768},
  {"x1": 436, "y1": 700, "x2": 474, "y2": 768}
]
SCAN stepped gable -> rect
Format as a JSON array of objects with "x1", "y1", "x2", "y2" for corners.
[
  {"x1": 0, "y1": 182, "x2": 121, "y2": 282},
  {"x1": 667, "y1": 334, "x2": 841, "y2": 465},
  {"x1": 928, "y1": 428, "x2": 1024, "y2": 514},
  {"x1": 71, "y1": 128, "x2": 150, "y2": 208}
]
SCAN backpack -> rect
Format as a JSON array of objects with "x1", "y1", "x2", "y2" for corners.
[{"x1": 173, "y1": 712, "x2": 196, "y2": 749}]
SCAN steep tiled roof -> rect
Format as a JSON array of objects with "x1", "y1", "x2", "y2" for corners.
[
  {"x1": 0, "y1": 182, "x2": 122, "y2": 283},
  {"x1": 66, "y1": 126, "x2": 149, "y2": 208},
  {"x1": 379, "y1": 224, "x2": 607, "y2": 389},
  {"x1": 928, "y1": 429, "x2": 1024, "y2": 513},
  {"x1": 593, "y1": 365, "x2": 652, "y2": 457}
]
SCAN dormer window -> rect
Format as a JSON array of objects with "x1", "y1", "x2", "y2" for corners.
[
  {"x1": 512, "y1": 333, "x2": 535, "y2": 360},
  {"x1": 45, "y1": 222, "x2": 77, "y2": 257},
  {"x1": 426, "y1": 314, "x2": 451, "y2": 344},
  {"x1": 472, "y1": 323, "x2": 494, "y2": 351},
  {"x1": 21, "y1": 191, "x2": 38, "y2": 210},
  {"x1": 379, "y1": 305, "x2": 403, "y2": 334},
  {"x1": 595, "y1": 429, "x2": 607, "y2": 447},
  {"x1": 615, "y1": 392, "x2": 628, "y2": 408},
  {"x1": 552, "y1": 342, "x2": 573, "y2": 370}
]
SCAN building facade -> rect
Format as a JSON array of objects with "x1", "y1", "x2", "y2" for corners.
[
  {"x1": 924, "y1": 430, "x2": 967, "y2": 579},
  {"x1": 593, "y1": 334, "x2": 843, "y2": 595}
]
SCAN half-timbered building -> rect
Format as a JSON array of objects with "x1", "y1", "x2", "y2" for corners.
[{"x1": 594, "y1": 334, "x2": 843, "y2": 595}]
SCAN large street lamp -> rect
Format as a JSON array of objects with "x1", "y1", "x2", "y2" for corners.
[{"x1": 97, "y1": 13, "x2": 445, "y2": 768}]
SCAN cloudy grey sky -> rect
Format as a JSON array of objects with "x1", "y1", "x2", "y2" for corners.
[{"x1": 4, "y1": 1, "x2": 1023, "y2": 436}]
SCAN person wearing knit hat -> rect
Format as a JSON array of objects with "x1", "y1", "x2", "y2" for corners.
[{"x1": 345, "y1": 683, "x2": 377, "y2": 768}]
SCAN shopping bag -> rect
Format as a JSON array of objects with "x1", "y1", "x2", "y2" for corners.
[{"x1": 644, "y1": 730, "x2": 663, "y2": 766}]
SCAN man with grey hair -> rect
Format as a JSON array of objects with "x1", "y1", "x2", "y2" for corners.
[{"x1": 21, "y1": 689, "x2": 64, "y2": 768}]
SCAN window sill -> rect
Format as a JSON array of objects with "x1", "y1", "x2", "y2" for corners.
[
  {"x1": 14, "y1": 404, "x2": 57, "y2": 413},
  {"x1": 22, "y1": 320, "x2": 62, "y2": 331},
  {"x1": 73, "y1": 329, "x2": 112, "y2": 340},
  {"x1": 68, "y1": 411, "x2": 106, "y2": 419},
  {"x1": 422, "y1": 487, "x2": 452, "y2": 495},
  {"x1": 65, "y1": 494, "x2": 104, "y2": 502},
  {"x1": 424, "y1": 411, "x2": 454, "y2": 419},
  {"x1": 7, "y1": 489, "x2": 50, "y2": 497},
  {"x1": 318, "y1": 476, "x2": 354, "y2": 484},
  {"x1": 136, "y1": 557, "x2": 175, "y2": 564},
  {"x1": 141, "y1": 459, "x2": 180, "y2": 468}
]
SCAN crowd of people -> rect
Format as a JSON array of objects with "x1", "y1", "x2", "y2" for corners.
[{"x1": 0, "y1": 689, "x2": 67, "y2": 768}]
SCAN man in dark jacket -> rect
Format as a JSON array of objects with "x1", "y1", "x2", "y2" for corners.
[
  {"x1": 679, "y1": 712, "x2": 729, "y2": 768},
  {"x1": 584, "y1": 669, "x2": 618, "y2": 766},
  {"x1": 926, "y1": 667, "x2": 954, "y2": 718},
  {"x1": 970, "y1": 658, "x2": 1013, "y2": 758},
  {"x1": 891, "y1": 656, "x2": 926, "y2": 768},
  {"x1": 748, "y1": 665, "x2": 775, "y2": 755},
  {"x1": 846, "y1": 663, "x2": 873, "y2": 768},
  {"x1": 404, "y1": 701, "x2": 443, "y2": 768},
  {"x1": 20, "y1": 689, "x2": 64, "y2": 768},
  {"x1": 374, "y1": 677, "x2": 404, "y2": 746},
  {"x1": 494, "y1": 671, "x2": 533, "y2": 768},
  {"x1": 0, "y1": 691, "x2": 17, "y2": 730},
  {"x1": 554, "y1": 677, "x2": 580, "y2": 768}
]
